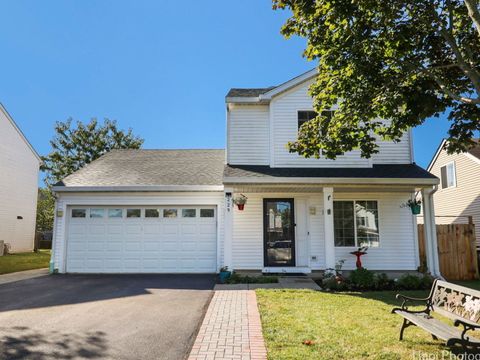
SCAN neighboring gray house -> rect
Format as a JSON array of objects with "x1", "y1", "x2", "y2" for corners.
[
  {"x1": 50, "y1": 69, "x2": 441, "y2": 276},
  {"x1": 427, "y1": 139, "x2": 480, "y2": 247},
  {"x1": 0, "y1": 103, "x2": 41, "y2": 252}
]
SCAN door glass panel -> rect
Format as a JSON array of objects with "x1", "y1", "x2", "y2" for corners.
[
  {"x1": 145, "y1": 209, "x2": 160, "y2": 218},
  {"x1": 108, "y1": 209, "x2": 123, "y2": 218},
  {"x1": 264, "y1": 200, "x2": 294, "y2": 266}
]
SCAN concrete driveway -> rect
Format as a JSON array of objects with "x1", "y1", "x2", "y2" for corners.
[{"x1": 0, "y1": 274, "x2": 215, "y2": 360}]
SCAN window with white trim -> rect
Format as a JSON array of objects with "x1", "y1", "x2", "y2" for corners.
[
  {"x1": 440, "y1": 162, "x2": 456, "y2": 189},
  {"x1": 333, "y1": 200, "x2": 379, "y2": 247},
  {"x1": 297, "y1": 110, "x2": 335, "y2": 130}
]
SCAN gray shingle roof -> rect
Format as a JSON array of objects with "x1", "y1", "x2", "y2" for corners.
[
  {"x1": 224, "y1": 164, "x2": 437, "y2": 181},
  {"x1": 226, "y1": 87, "x2": 275, "y2": 98},
  {"x1": 57, "y1": 149, "x2": 225, "y2": 187},
  {"x1": 467, "y1": 139, "x2": 480, "y2": 160}
]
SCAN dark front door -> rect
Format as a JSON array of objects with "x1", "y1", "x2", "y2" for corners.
[{"x1": 263, "y1": 199, "x2": 295, "y2": 267}]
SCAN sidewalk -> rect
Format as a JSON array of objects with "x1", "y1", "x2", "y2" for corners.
[
  {"x1": 0, "y1": 268, "x2": 49, "y2": 285},
  {"x1": 188, "y1": 290, "x2": 267, "y2": 360}
]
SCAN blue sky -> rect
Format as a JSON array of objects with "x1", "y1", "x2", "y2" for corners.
[{"x1": 1, "y1": 1, "x2": 451, "y2": 186}]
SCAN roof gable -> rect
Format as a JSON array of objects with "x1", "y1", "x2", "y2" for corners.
[
  {"x1": 225, "y1": 69, "x2": 317, "y2": 104},
  {"x1": 0, "y1": 103, "x2": 41, "y2": 162}
]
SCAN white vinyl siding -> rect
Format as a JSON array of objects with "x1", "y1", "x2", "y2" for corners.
[
  {"x1": 270, "y1": 80, "x2": 370, "y2": 168},
  {"x1": 371, "y1": 120, "x2": 412, "y2": 164},
  {"x1": 333, "y1": 192, "x2": 418, "y2": 270},
  {"x1": 429, "y1": 149, "x2": 480, "y2": 246},
  {"x1": 52, "y1": 191, "x2": 225, "y2": 273},
  {"x1": 231, "y1": 191, "x2": 416, "y2": 271},
  {"x1": 0, "y1": 107, "x2": 40, "y2": 252},
  {"x1": 227, "y1": 104, "x2": 269, "y2": 165}
]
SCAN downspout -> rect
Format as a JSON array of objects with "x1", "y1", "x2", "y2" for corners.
[{"x1": 429, "y1": 185, "x2": 443, "y2": 279}]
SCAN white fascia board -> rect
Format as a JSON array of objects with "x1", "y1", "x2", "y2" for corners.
[
  {"x1": 225, "y1": 97, "x2": 261, "y2": 104},
  {"x1": 52, "y1": 185, "x2": 225, "y2": 192},
  {"x1": 426, "y1": 138, "x2": 447, "y2": 172},
  {"x1": 223, "y1": 176, "x2": 439, "y2": 186},
  {"x1": 0, "y1": 102, "x2": 42, "y2": 163},
  {"x1": 464, "y1": 152, "x2": 480, "y2": 165},
  {"x1": 259, "y1": 69, "x2": 317, "y2": 101}
]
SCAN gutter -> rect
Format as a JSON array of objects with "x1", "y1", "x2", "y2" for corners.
[
  {"x1": 223, "y1": 177, "x2": 439, "y2": 186},
  {"x1": 51, "y1": 185, "x2": 225, "y2": 193}
]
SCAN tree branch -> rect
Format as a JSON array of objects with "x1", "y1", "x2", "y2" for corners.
[{"x1": 464, "y1": 0, "x2": 480, "y2": 38}]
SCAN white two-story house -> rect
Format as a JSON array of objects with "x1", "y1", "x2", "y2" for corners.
[{"x1": 50, "y1": 70, "x2": 441, "y2": 276}]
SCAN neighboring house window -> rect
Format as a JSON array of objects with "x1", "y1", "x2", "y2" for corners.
[
  {"x1": 440, "y1": 162, "x2": 456, "y2": 189},
  {"x1": 297, "y1": 110, "x2": 334, "y2": 130},
  {"x1": 333, "y1": 200, "x2": 380, "y2": 247}
]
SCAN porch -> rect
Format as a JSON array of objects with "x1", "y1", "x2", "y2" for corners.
[{"x1": 222, "y1": 181, "x2": 441, "y2": 277}]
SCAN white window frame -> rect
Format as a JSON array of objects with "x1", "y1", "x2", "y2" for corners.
[
  {"x1": 442, "y1": 161, "x2": 457, "y2": 189},
  {"x1": 333, "y1": 199, "x2": 380, "y2": 248}
]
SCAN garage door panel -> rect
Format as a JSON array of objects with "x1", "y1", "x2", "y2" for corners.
[{"x1": 66, "y1": 205, "x2": 217, "y2": 273}]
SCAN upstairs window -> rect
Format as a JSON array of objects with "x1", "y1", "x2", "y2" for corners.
[
  {"x1": 440, "y1": 162, "x2": 456, "y2": 189},
  {"x1": 297, "y1": 110, "x2": 335, "y2": 130}
]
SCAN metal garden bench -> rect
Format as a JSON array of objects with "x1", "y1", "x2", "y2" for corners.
[{"x1": 392, "y1": 279, "x2": 480, "y2": 351}]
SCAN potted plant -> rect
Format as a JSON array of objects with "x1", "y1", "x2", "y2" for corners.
[
  {"x1": 401, "y1": 198, "x2": 422, "y2": 215},
  {"x1": 233, "y1": 194, "x2": 248, "y2": 210},
  {"x1": 219, "y1": 266, "x2": 231, "y2": 283}
]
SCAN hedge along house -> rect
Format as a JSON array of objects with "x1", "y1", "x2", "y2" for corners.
[{"x1": 51, "y1": 70, "x2": 441, "y2": 276}]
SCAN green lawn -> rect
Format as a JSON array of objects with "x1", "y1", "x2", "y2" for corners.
[
  {"x1": 0, "y1": 250, "x2": 51, "y2": 275},
  {"x1": 256, "y1": 282, "x2": 480, "y2": 360}
]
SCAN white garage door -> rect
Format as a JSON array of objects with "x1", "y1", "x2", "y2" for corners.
[{"x1": 66, "y1": 206, "x2": 217, "y2": 273}]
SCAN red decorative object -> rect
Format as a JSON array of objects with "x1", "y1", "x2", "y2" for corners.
[
  {"x1": 350, "y1": 247, "x2": 368, "y2": 269},
  {"x1": 237, "y1": 204, "x2": 245, "y2": 211}
]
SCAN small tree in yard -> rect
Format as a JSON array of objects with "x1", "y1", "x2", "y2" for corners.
[
  {"x1": 36, "y1": 188, "x2": 55, "y2": 232},
  {"x1": 41, "y1": 118, "x2": 144, "y2": 187},
  {"x1": 273, "y1": 0, "x2": 480, "y2": 159}
]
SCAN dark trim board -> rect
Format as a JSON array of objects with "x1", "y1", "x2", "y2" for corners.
[{"x1": 263, "y1": 198, "x2": 296, "y2": 267}]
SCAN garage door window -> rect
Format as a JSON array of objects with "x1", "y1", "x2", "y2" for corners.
[
  {"x1": 126, "y1": 209, "x2": 141, "y2": 218},
  {"x1": 200, "y1": 209, "x2": 214, "y2": 218},
  {"x1": 145, "y1": 209, "x2": 160, "y2": 218},
  {"x1": 163, "y1": 209, "x2": 177, "y2": 218},
  {"x1": 71, "y1": 209, "x2": 86, "y2": 218},
  {"x1": 182, "y1": 209, "x2": 196, "y2": 218},
  {"x1": 90, "y1": 209, "x2": 104, "y2": 218},
  {"x1": 108, "y1": 209, "x2": 123, "y2": 218}
]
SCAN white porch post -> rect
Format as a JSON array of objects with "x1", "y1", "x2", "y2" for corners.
[
  {"x1": 323, "y1": 187, "x2": 336, "y2": 269},
  {"x1": 223, "y1": 187, "x2": 234, "y2": 270},
  {"x1": 421, "y1": 187, "x2": 441, "y2": 278}
]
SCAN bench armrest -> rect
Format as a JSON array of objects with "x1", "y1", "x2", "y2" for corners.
[
  {"x1": 391, "y1": 293, "x2": 431, "y2": 314},
  {"x1": 454, "y1": 318, "x2": 480, "y2": 342}
]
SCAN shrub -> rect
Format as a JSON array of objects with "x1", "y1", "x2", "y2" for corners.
[
  {"x1": 374, "y1": 273, "x2": 395, "y2": 290},
  {"x1": 396, "y1": 274, "x2": 432, "y2": 290},
  {"x1": 321, "y1": 275, "x2": 350, "y2": 291},
  {"x1": 225, "y1": 273, "x2": 278, "y2": 284},
  {"x1": 349, "y1": 268, "x2": 375, "y2": 290}
]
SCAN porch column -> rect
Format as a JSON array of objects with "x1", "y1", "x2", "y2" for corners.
[
  {"x1": 223, "y1": 187, "x2": 234, "y2": 270},
  {"x1": 422, "y1": 187, "x2": 441, "y2": 278},
  {"x1": 323, "y1": 187, "x2": 336, "y2": 269}
]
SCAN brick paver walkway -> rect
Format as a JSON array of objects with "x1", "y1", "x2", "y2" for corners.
[{"x1": 188, "y1": 290, "x2": 267, "y2": 360}]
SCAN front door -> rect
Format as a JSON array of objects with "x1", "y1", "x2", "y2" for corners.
[{"x1": 263, "y1": 199, "x2": 295, "y2": 267}]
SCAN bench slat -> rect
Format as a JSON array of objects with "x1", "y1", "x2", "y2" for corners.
[{"x1": 394, "y1": 310, "x2": 480, "y2": 343}]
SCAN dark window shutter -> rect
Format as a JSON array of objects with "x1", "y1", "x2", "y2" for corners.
[{"x1": 440, "y1": 165, "x2": 447, "y2": 188}]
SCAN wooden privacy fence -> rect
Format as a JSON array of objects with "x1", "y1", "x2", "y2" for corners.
[{"x1": 418, "y1": 223, "x2": 478, "y2": 280}]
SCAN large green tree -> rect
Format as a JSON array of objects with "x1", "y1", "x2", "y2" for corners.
[
  {"x1": 273, "y1": 0, "x2": 480, "y2": 159},
  {"x1": 42, "y1": 118, "x2": 144, "y2": 186}
]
